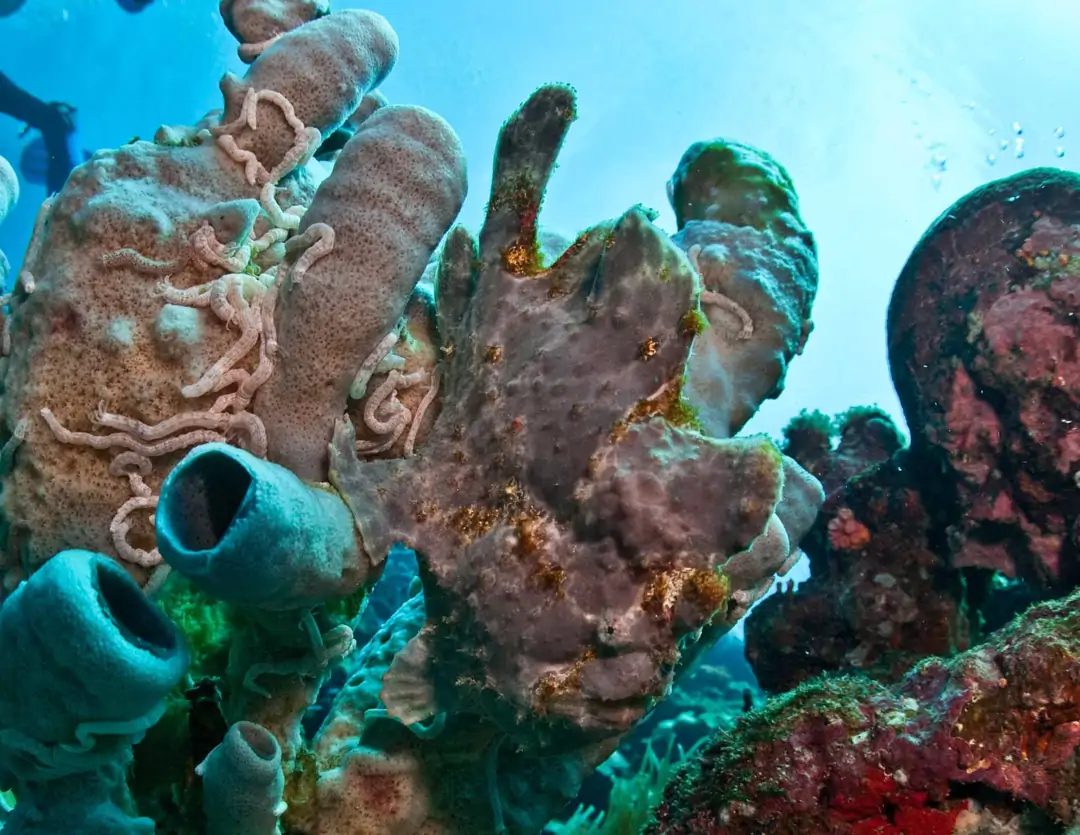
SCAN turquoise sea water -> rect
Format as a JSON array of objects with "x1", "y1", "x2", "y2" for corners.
[{"x1": 3, "y1": 0, "x2": 1077, "y2": 442}]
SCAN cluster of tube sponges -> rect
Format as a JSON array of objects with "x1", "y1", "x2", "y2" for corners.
[{"x1": 0, "y1": 0, "x2": 824, "y2": 832}]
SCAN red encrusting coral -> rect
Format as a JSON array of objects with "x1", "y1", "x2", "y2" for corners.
[{"x1": 650, "y1": 590, "x2": 1080, "y2": 834}]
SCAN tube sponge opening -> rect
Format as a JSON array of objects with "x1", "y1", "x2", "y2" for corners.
[
  {"x1": 156, "y1": 442, "x2": 369, "y2": 610},
  {"x1": 197, "y1": 721, "x2": 285, "y2": 835},
  {"x1": 237, "y1": 721, "x2": 279, "y2": 761},
  {"x1": 0, "y1": 550, "x2": 188, "y2": 781},
  {"x1": 96, "y1": 558, "x2": 179, "y2": 658},
  {"x1": 160, "y1": 444, "x2": 253, "y2": 553}
]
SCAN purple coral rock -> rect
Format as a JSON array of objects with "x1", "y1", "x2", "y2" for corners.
[
  {"x1": 651, "y1": 590, "x2": 1080, "y2": 834},
  {"x1": 746, "y1": 452, "x2": 969, "y2": 692},
  {"x1": 888, "y1": 167, "x2": 1080, "y2": 587}
]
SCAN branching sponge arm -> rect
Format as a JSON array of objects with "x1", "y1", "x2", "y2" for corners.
[{"x1": 253, "y1": 104, "x2": 467, "y2": 479}]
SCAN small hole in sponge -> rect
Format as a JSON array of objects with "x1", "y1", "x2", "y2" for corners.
[{"x1": 236, "y1": 720, "x2": 279, "y2": 761}]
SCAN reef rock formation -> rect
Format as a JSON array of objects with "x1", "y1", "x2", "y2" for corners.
[
  {"x1": 889, "y1": 168, "x2": 1080, "y2": 590},
  {"x1": 745, "y1": 169, "x2": 1080, "y2": 696},
  {"x1": 650, "y1": 588, "x2": 1080, "y2": 834},
  {"x1": 745, "y1": 409, "x2": 970, "y2": 692}
]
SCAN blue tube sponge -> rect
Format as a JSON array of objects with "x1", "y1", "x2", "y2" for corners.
[
  {"x1": 197, "y1": 720, "x2": 286, "y2": 835},
  {"x1": 155, "y1": 442, "x2": 369, "y2": 610},
  {"x1": 3, "y1": 769, "x2": 155, "y2": 834},
  {"x1": 0, "y1": 550, "x2": 188, "y2": 784}
]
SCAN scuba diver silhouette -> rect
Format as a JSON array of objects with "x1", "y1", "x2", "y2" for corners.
[
  {"x1": 1, "y1": 0, "x2": 153, "y2": 15},
  {"x1": 0, "y1": 71, "x2": 78, "y2": 195},
  {"x1": 0, "y1": 0, "x2": 156, "y2": 189}
]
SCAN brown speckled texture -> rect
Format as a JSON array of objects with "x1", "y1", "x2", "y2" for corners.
[
  {"x1": 219, "y1": 0, "x2": 329, "y2": 50},
  {"x1": 254, "y1": 104, "x2": 467, "y2": 479},
  {"x1": 0, "y1": 140, "x2": 266, "y2": 587},
  {"x1": 220, "y1": 9, "x2": 398, "y2": 174}
]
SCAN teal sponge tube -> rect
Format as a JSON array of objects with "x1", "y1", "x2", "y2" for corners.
[
  {"x1": 155, "y1": 442, "x2": 369, "y2": 610},
  {"x1": 0, "y1": 550, "x2": 188, "y2": 783},
  {"x1": 197, "y1": 721, "x2": 286, "y2": 835},
  {"x1": 3, "y1": 769, "x2": 156, "y2": 834}
]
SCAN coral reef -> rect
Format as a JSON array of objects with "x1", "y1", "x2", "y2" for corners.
[
  {"x1": 21, "y1": 7, "x2": 1080, "y2": 835},
  {"x1": 649, "y1": 588, "x2": 1080, "y2": 834},
  {"x1": 745, "y1": 409, "x2": 968, "y2": 692},
  {"x1": 0, "y1": 2, "x2": 822, "y2": 833},
  {"x1": 650, "y1": 167, "x2": 1080, "y2": 835},
  {"x1": 744, "y1": 169, "x2": 1080, "y2": 694},
  {"x1": 889, "y1": 168, "x2": 1080, "y2": 591}
]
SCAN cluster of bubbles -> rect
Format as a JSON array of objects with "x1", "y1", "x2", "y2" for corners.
[
  {"x1": 922, "y1": 106, "x2": 1071, "y2": 192},
  {"x1": 986, "y1": 122, "x2": 1066, "y2": 167}
]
